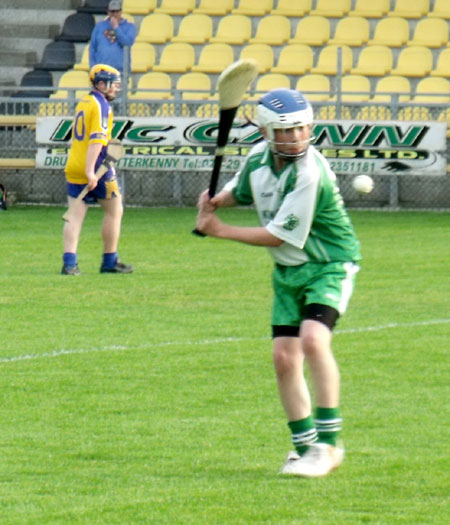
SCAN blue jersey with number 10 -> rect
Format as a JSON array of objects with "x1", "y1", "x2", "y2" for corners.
[{"x1": 65, "y1": 90, "x2": 113, "y2": 184}]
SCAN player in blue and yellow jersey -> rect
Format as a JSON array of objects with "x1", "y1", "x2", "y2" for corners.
[
  {"x1": 196, "y1": 89, "x2": 361, "y2": 478},
  {"x1": 62, "y1": 63, "x2": 133, "y2": 275}
]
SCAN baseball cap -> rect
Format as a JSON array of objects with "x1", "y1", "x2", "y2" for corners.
[{"x1": 108, "y1": 0, "x2": 122, "y2": 10}]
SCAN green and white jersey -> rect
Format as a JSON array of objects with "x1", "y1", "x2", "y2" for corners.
[{"x1": 223, "y1": 142, "x2": 361, "y2": 266}]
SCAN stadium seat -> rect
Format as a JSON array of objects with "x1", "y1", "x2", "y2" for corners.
[
  {"x1": 349, "y1": 0, "x2": 389, "y2": 18},
  {"x1": 437, "y1": 109, "x2": 450, "y2": 138},
  {"x1": 191, "y1": 43, "x2": 234, "y2": 73},
  {"x1": 130, "y1": 72, "x2": 172, "y2": 99},
  {"x1": 131, "y1": 42, "x2": 155, "y2": 73},
  {"x1": 155, "y1": 0, "x2": 195, "y2": 15},
  {"x1": 210, "y1": 15, "x2": 252, "y2": 45},
  {"x1": 407, "y1": 18, "x2": 449, "y2": 48},
  {"x1": 390, "y1": 46, "x2": 433, "y2": 77},
  {"x1": 50, "y1": 70, "x2": 90, "y2": 99},
  {"x1": 310, "y1": 0, "x2": 351, "y2": 18},
  {"x1": 78, "y1": 0, "x2": 109, "y2": 14},
  {"x1": 329, "y1": 17, "x2": 370, "y2": 47},
  {"x1": 136, "y1": 13, "x2": 174, "y2": 43},
  {"x1": 311, "y1": 45, "x2": 353, "y2": 75},
  {"x1": 249, "y1": 15, "x2": 291, "y2": 46},
  {"x1": 271, "y1": 0, "x2": 312, "y2": 17},
  {"x1": 372, "y1": 75, "x2": 411, "y2": 102},
  {"x1": 232, "y1": 0, "x2": 273, "y2": 16},
  {"x1": 57, "y1": 12, "x2": 95, "y2": 42},
  {"x1": 239, "y1": 44, "x2": 274, "y2": 74},
  {"x1": 35, "y1": 41, "x2": 75, "y2": 71},
  {"x1": 122, "y1": 0, "x2": 156, "y2": 15},
  {"x1": 247, "y1": 73, "x2": 291, "y2": 100},
  {"x1": 153, "y1": 43, "x2": 195, "y2": 73},
  {"x1": 356, "y1": 105, "x2": 393, "y2": 120},
  {"x1": 388, "y1": 0, "x2": 429, "y2": 19},
  {"x1": 351, "y1": 45, "x2": 393, "y2": 76},
  {"x1": 176, "y1": 72, "x2": 212, "y2": 100},
  {"x1": 428, "y1": 0, "x2": 450, "y2": 19},
  {"x1": 339, "y1": 74, "x2": 371, "y2": 102},
  {"x1": 289, "y1": 16, "x2": 330, "y2": 46},
  {"x1": 194, "y1": 0, "x2": 234, "y2": 16},
  {"x1": 413, "y1": 77, "x2": 450, "y2": 104},
  {"x1": 74, "y1": 44, "x2": 90, "y2": 71},
  {"x1": 431, "y1": 48, "x2": 450, "y2": 78},
  {"x1": 367, "y1": 17, "x2": 410, "y2": 47},
  {"x1": 171, "y1": 14, "x2": 213, "y2": 44},
  {"x1": 271, "y1": 44, "x2": 314, "y2": 75},
  {"x1": 121, "y1": 12, "x2": 135, "y2": 23},
  {"x1": 295, "y1": 74, "x2": 331, "y2": 101},
  {"x1": 15, "y1": 69, "x2": 54, "y2": 98},
  {"x1": 397, "y1": 106, "x2": 432, "y2": 121}
]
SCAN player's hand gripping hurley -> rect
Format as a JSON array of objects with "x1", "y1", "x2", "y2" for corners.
[
  {"x1": 62, "y1": 139, "x2": 124, "y2": 222},
  {"x1": 192, "y1": 59, "x2": 258, "y2": 237}
]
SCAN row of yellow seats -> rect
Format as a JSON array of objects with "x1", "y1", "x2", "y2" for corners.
[
  {"x1": 133, "y1": 13, "x2": 450, "y2": 48},
  {"x1": 121, "y1": 0, "x2": 450, "y2": 19},
  {"x1": 75, "y1": 41, "x2": 450, "y2": 79}
]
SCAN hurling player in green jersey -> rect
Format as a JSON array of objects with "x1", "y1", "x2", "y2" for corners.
[{"x1": 196, "y1": 89, "x2": 361, "y2": 478}]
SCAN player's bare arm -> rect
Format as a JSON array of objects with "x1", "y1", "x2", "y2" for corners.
[{"x1": 85, "y1": 142, "x2": 103, "y2": 190}]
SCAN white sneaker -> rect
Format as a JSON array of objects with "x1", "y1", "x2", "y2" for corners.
[
  {"x1": 280, "y1": 443, "x2": 344, "y2": 478},
  {"x1": 280, "y1": 450, "x2": 302, "y2": 475}
]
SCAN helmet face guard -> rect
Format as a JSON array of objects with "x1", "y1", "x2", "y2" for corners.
[
  {"x1": 89, "y1": 64, "x2": 121, "y2": 99},
  {"x1": 257, "y1": 89, "x2": 314, "y2": 160}
]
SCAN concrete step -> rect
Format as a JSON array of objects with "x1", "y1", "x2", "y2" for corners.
[
  {"x1": 0, "y1": 8, "x2": 75, "y2": 27},
  {"x1": 0, "y1": 37, "x2": 53, "y2": 62},
  {"x1": 0, "y1": 23, "x2": 60, "y2": 40},
  {"x1": 0, "y1": 66, "x2": 31, "y2": 88},
  {"x1": 0, "y1": 50, "x2": 38, "y2": 68},
  {"x1": 1, "y1": 0, "x2": 81, "y2": 9}
]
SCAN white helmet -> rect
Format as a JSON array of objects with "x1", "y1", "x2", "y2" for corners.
[{"x1": 257, "y1": 89, "x2": 314, "y2": 159}]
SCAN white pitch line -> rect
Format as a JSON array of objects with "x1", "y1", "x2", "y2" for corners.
[{"x1": 0, "y1": 318, "x2": 449, "y2": 365}]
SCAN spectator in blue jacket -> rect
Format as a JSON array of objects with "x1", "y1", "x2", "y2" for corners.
[{"x1": 89, "y1": 0, "x2": 136, "y2": 74}]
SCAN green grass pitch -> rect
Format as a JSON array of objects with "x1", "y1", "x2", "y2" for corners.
[{"x1": 0, "y1": 206, "x2": 449, "y2": 524}]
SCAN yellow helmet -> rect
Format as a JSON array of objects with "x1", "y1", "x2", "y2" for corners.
[{"x1": 89, "y1": 64, "x2": 121, "y2": 88}]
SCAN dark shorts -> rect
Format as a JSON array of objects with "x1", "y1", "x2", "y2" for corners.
[{"x1": 67, "y1": 175, "x2": 121, "y2": 203}]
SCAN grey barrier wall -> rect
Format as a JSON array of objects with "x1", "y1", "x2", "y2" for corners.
[{"x1": 0, "y1": 93, "x2": 449, "y2": 210}]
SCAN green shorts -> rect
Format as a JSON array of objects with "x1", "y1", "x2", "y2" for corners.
[{"x1": 272, "y1": 261, "x2": 360, "y2": 327}]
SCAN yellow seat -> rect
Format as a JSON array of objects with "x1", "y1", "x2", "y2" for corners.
[
  {"x1": 431, "y1": 48, "x2": 450, "y2": 78},
  {"x1": 129, "y1": 71, "x2": 172, "y2": 99},
  {"x1": 153, "y1": 42, "x2": 195, "y2": 72},
  {"x1": 315, "y1": 105, "x2": 352, "y2": 120},
  {"x1": 122, "y1": 0, "x2": 156, "y2": 15},
  {"x1": 311, "y1": 45, "x2": 353, "y2": 75},
  {"x1": 176, "y1": 72, "x2": 212, "y2": 100},
  {"x1": 329, "y1": 16, "x2": 370, "y2": 47},
  {"x1": 340, "y1": 74, "x2": 371, "y2": 102},
  {"x1": 311, "y1": 0, "x2": 351, "y2": 17},
  {"x1": 372, "y1": 75, "x2": 411, "y2": 102},
  {"x1": 155, "y1": 0, "x2": 195, "y2": 15},
  {"x1": 194, "y1": 0, "x2": 234, "y2": 16},
  {"x1": 413, "y1": 77, "x2": 450, "y2": 104},
  {"x1": 52, "y1": 70, "x2": 90, "y2": 99},
  {"x1": 289, "y1": 16, "x2": 330, "y2": 46},
  {"x1": 388, "y1": 0, "x2": 429, "y2": 18},
  {"x1": 232, "y1": 0, "x2": 273, "y2": 16},
  {"x1": 271, "y1": 0, "x2": 311, "y2": 16},
  {"x1": 249, "y1": 15, "x2": 291, "y2": 46},
  {"x1": 391, "y1": 46, "x2": 433, "y2": 77},
  {"x1": 191, "y1": 43, "x2": 234, "y2": 73},
  {"x1": 136, "y1": 13, "x2": 173, "y2": 43},
  {"x1": 73, "y1": 44, "x2": 89, "y2": 71},
  {"x1": 171, "y1": 14, "x2": 213, "y2": 44},
  {"x1": 239, "y1": 44, "x2": 274, "y2": 74},
  {"x1": 131, "y1": 42, "x2": 155, "y2": 73},
  {"x1": 437, "y1": 109, "x2": 450, "y2": 138},
  {"x1": 407, "y1": 17, "x2": 449, "y2": 48},
  {"x1": 356, "y1": 105, "x2": 392, "y2": 120},
  {"x1": 429, "y1": 0, "x2": 450, "y2": 19},
  {"x1": 247, "y1": 73, "x2": 291, "y2": 100},
  {"x1": 367, "y1": 17, "x2": 410, "y2": 47},
  {"x1": 210, "y1": 15, "x2": 252, "y2": 45},
  {"x1": 349, "y1": 0, "x2": 389, "y2": 18},
  {"x1": 121, "y1": 12, "x2": 135, "y2": 23},
  {"x1": 351, "y1": 45, "x2": 393, "y2": 76},
  {"x1": 295, "y1": 74, "x2": 331, "y2": 101},
  {"x1": 271, "y1": 44, "x2": 314, "y2": 75},
  {"x1": 397, "y1": 106, "x2": 432, "y2": 121}
]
